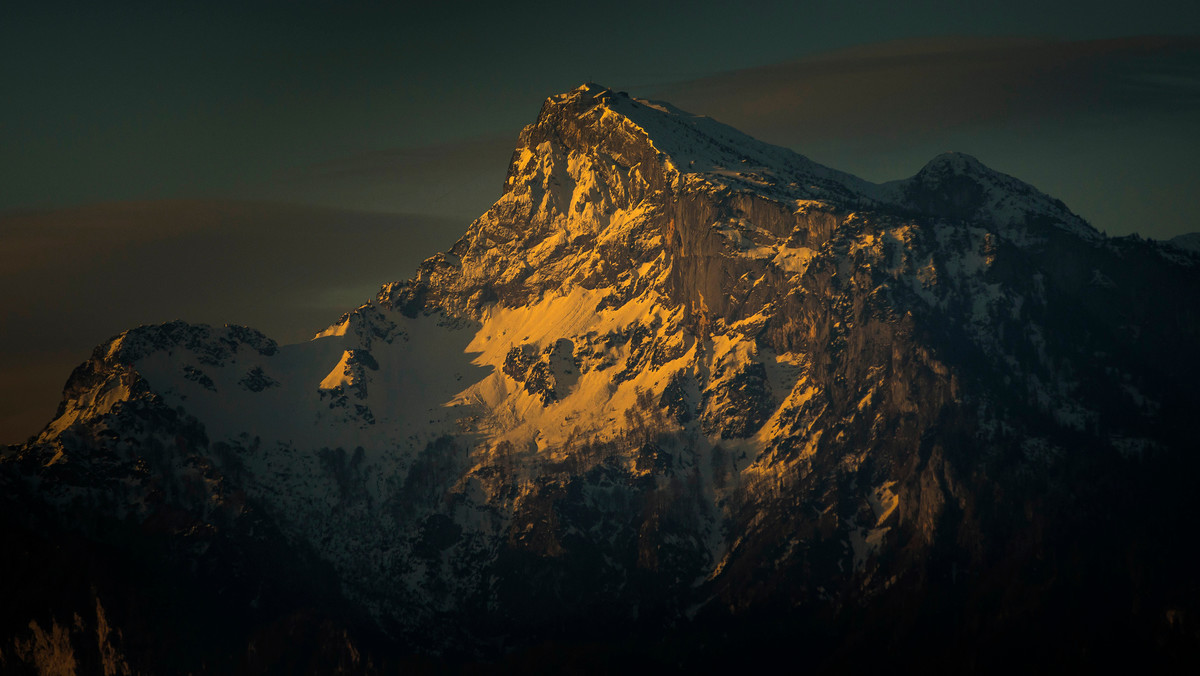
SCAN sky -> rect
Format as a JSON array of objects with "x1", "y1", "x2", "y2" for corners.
[{"x1": 2, "y1": 1, "x2": 1199, "y2": 443}]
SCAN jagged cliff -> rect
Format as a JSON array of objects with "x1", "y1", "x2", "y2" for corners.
[{"x1": 3, "y1": 84, "x2": 1199, "y2": 672}]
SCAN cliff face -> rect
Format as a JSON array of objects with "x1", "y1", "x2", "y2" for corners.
[{"x1": 4, "y1": 83, "x2": 1200, "y2": 671}]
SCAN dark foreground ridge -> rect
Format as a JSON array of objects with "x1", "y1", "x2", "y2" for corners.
[{"x1": 3, "y1": 84, "x2": 1199, "y2": 673}]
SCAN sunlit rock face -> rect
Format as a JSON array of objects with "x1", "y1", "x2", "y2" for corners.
[{"x1": 4, "y1": 83, "x2": 1200, "y2": 672}]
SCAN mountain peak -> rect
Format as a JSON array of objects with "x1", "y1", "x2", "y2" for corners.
[
  {"x1": 549, "y1": 82, "x2": 623, "y2": 106},
  {"x1": 530, "y1": 87, "x2": 1095, "y2": 238},
  {"x1": 886, "y1": 150, "x2": 1097, "y2": 236},
  {"x1": 919, "y1": 151, "x2": 988, "y2": 176},
  {"x1": 485, "y1": 87, "x2": 1099, "y2": 319},
  {"x1": 524, "y1": 84, "x2": 881, "y2": 207}
]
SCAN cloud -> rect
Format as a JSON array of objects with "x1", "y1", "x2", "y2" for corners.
[
  {"x1": 651, "y1": 35, "x2": 1200, "y2": 145},
  {"x1": 253, "y1": 134, "x2": 517, "y2": 220},
  {"x1": 0, "y1": 200, "x2": 466, "y2": 444}
]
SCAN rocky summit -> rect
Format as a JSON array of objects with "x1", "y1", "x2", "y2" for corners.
[{"x1": 3, "y1": 83, "x2": 1199, "y2": 673}]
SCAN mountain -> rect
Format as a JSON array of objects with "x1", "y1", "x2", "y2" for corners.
[{"x1": 3, "y1": 83, "x2": 1199, "y2": 673}]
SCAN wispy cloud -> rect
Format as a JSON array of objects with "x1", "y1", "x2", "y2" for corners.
[
  {"x1": 254, "y1": 135, "x2": 517, "y2": 220},
  {"x1": 650, "y1": 36, "x2": 1200, "y2": 145}
]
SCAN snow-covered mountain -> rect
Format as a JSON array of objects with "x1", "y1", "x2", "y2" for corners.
[{"x1": 4, "y1": 83, "x2": 1199, "y2": 672}]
